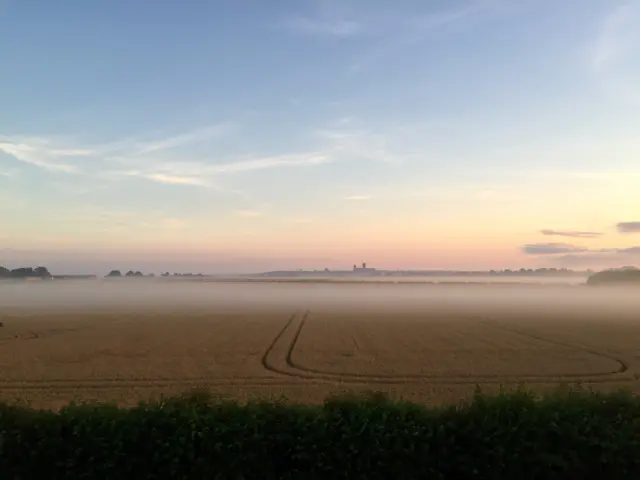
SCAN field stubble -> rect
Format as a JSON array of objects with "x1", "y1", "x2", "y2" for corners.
[{"x1": 1, "y1": 306, "x2": 639, "y2": 409}]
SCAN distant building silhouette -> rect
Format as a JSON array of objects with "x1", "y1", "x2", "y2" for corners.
[{"x1": 353, "y1": 261, "x2": 376, "y2": 275}]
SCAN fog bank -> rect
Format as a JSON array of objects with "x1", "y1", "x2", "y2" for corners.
[{"x1": 1, "y1": 280, "x2": 639, "y2": 316}]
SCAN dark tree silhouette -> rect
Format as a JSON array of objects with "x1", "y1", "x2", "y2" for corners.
[
  {"x1": 0, "y1": 266, "x2": 52, "y2": 279},
  {"x1": 34, "y1": 266, "x2": 52, "y2": 279},
  {"x1": 587, "y1": 267, "x2": 640, "y2": 286},
  {"x1": 10, "y1": 268, "x2": 34, "y2": 278},
  {"x1": 106, "y1": 270, "x2": 122, "y2": 277}
]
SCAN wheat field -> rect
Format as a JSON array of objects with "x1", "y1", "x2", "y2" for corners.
[{"x1": 1, "y1": 282, "x2": 639, "y2": 409}]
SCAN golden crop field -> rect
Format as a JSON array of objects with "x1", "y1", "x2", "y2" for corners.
[{"x1": 1, "y1": 295, "x2": 639, "y2": 410}]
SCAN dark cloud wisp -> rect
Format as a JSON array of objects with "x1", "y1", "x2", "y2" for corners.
[
  {"x1": 617, "y1": 222, "x2": 640, "y2": 234},
  {"x1": 522, "y1": 243, "x2": 588, "y2": 255},
  {"x1": 524, "y1": 243, "x2": 640, "y2": 256},
  {"x1": 540, "y1": 229, "x2": 601, "y2": 238},
  {"x1": 523, "y1": 241, "x2": 640, "y2": 268}
]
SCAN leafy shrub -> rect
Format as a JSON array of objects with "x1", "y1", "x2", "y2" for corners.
[{"x1": 1, "y1": 387, "x2": 640, "y2": 479}]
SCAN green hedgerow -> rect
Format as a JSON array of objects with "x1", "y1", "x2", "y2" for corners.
[{"x1": 0, "y1": 386, "x2": 639, "y2": 479}]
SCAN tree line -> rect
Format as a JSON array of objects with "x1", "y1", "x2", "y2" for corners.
[
  {"x1": 105, "y1": 270, "x2": 152, "y2": 278},
  {"x1": 105, "y1": 270, "x2": 204, "y2": 278},
  {"x1": 0, "y1": 266, "x2": 52, "y2": 279},
  {"x1": 0, "y1": 267, "x2": 205, "y2": 279},
  {"x1": 586, "y1": 266, "x2": 640, "y2": 286}
]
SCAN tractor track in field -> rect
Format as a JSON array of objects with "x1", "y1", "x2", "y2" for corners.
[
  {"x1": 260, "y1": 310, "x2": 327, "y2": 382},
  {"x1": 0, "y1": 313, "x2": 311, "y2": 391},
  {"x1": 260, "y1": 310, "x2": 635, "y2": 386},
  {"x1": 0, "y1": 327, "x2": 94, "y2": 344},
  {"x1": 260, "y1": 312, "x2": 297, "y2": 375},
  {"x1": 0, "y1": 312, "x2": 138, "y2": 346},
  {"x1": 350, "y1": 335, "x2": 362, "y2": 353},
  {"x1": 480, "y1": 318, "x2": 630, "y2": 376},
  {"x1": 2, "y1": 311, "x2": 635, "y2": 393},
  {"x1": 0, "y1": 310, "x2": 326, "y2": 391}
]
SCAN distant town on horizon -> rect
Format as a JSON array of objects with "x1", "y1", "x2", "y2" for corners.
[{"x1": 1, "y1": 262, "x2": 623, "y2": 281}]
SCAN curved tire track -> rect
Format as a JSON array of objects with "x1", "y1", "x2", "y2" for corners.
[
  {"x1": 5, "y1": 312, "x2": 633, "y2": 392},
  {"x1": 260, "y1": 312, "x2": 296, "y2": 374},
  {"x1": 260, "y1": 310, "x2": 327, "y2": 381},
  {"x1": 0, "y1": 313, "x2": 311, "y2": 391},
  {"x1": 275, "y1": 311, "x2": 634, "y2": 385},
  {"x1": 481, "y1": 319, "x2": 630, "y2": 376}
]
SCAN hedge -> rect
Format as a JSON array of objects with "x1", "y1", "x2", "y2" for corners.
[{"x1": 1, "y1": 388, "x2": 640, "y2": 479}]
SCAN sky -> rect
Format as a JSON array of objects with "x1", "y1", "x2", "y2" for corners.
[{"x1": 1, "y1": 0, "x2": 639, "y2": 274}]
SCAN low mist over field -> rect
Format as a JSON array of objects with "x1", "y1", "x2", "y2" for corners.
[
  {"x1": 2, "y1": 279, "x2": 640, "y2": 409},
  {"x1": 2, "y1": 280, "x2": 639, "y2": 316}
]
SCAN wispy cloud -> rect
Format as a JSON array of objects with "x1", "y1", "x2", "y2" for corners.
[
  {"x1": 617, "y1": 222, "x2": 640, "y2": 234},
  {"x1": 347, "y1": 1, "x2": 498, "y2": 75},
  {"x1": 111, "y1": 152, "x2": 332, "y2": 191},
  {"x1": 143, "y1": 173, "x2": 210, "y2": 186},
  {"x1": 591, "y1": 2, "x2": 638, "y2": 72},
  {"x1": 279, "y1": 0, "x2": 362, "y2": 38},
  {"x1": 279, "y1": 0, "x2": 500, "y2": 72},
  {"x1": 523, "y1": 242, "x2": 640, "y2": 256},
  {"x1": 523, "y1": 241, "x2": 640, "y2": 268},
  {"x1": 0, "y1": 138, "x2": 84, "y2": 173},
  {"x1": 281, "y1": 15, "x2": 360, "y2": 37},
  {"x1": 1, "y1": 118, "x2": 404, "y2": 196},
  {"x1": 343, "y1": 194, "x2": 372, "y2": 201},
  {"x1": 1, "y1": 126, "x2": 339, "y2": 194},
  {"x1": 522, "y1": 243, "x2": 588, "y2": 255},
  {"x1": 590, "y1": 1, "x2": 640, "y2": 104},
  {"x1": 109, "y1": 169, "x2": 253, "y2": 199},
  {"x1": 547, "y1": 247, "x2": 640, "y2": 268},
  {"x1": 133, "y1": 124, "x2": 234, "y2": 155},
  {"x1": 314, "y1": 121, "x2": 419, "y2": 165},
  {"x1": 206, "y1": 153, "x2": 331, "y2": 174},
  {"x1": 0, "y1": 123, "x2": 234, "y2": 178},
  {"x1": 540, "y1": 229, "x2": 602, "y2": 238}
]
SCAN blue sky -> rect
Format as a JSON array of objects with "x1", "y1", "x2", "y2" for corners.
[{"x1": 1, "y1": 0, "x2": 639, "y2": 274}]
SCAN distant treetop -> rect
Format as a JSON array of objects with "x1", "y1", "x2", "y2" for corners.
[
  {"x1": 106, "y1": 270, "x2": 145, "y2": 278},
  {"x1": 0, "y1": 266, "x2": 52, "y2": 279},
  {"x1": 587, "y1": 267, "x2": 640, "y2": 286}
]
